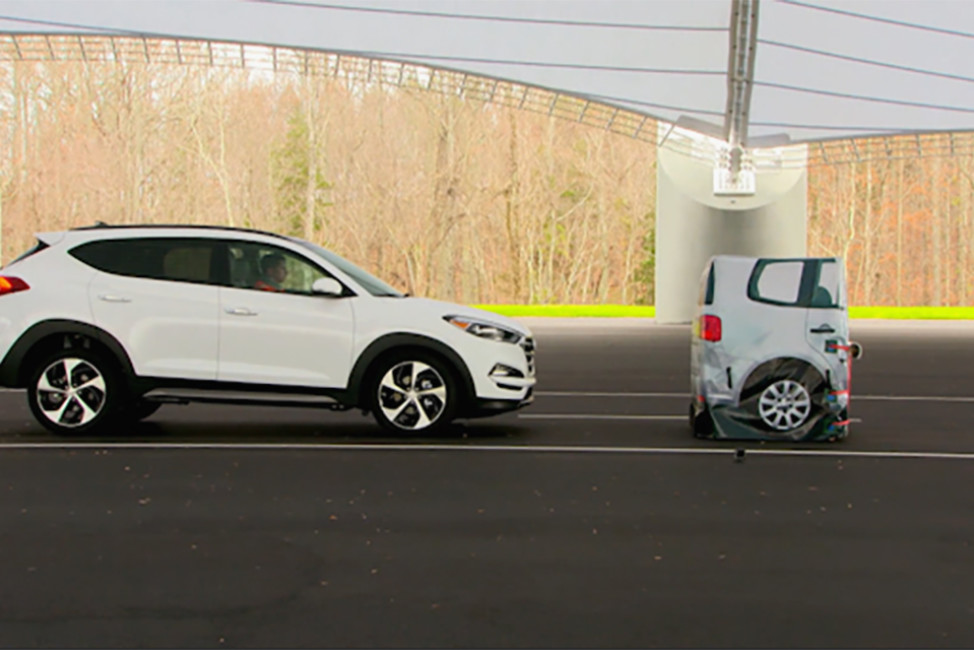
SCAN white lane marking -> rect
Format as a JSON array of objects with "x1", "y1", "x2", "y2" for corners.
[
  {"x1": 0, "y1": 441, "x2": 972, "y2": 460},
  {"x1": 849, "y1": 395, "x2": 974, "y2": 403},
  {"x1": 538, "y1": 391, "x2": 974, "y2": 403},
  {"x1": 518, "y1": 414, "x2": 684, "y2": 421},
  {"x1": 540, "y1": 391, "x2": 688, "y2": 398},
  {"x1": 2, "y1": 388, "x2": 970, "y2": 403},
  {"x1": 519, "y1": 413, "x2": 862, "y2": 423}
]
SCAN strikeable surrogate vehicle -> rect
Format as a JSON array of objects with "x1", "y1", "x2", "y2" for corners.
[
  {"x1": 0, "y1": 224, "x2": 536, "y2": 436},
  {"x1": 690, "y1": 255, "x2": 862, "y2": 442}
]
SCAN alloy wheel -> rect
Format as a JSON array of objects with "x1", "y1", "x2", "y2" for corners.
[
  {"x1": 35, "y1": 358, "x2": 107, "y2": 428},
  {"x1": 377, "y1": 360, "x2": 448, "y2": 431}
]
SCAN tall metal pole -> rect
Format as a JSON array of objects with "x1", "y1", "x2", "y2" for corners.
[{"x1": 723, "y1": 0, "x2": 760, "y2": 175}]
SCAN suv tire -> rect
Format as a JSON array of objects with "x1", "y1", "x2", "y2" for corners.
[
  {"x1": 369, "y1": 350, "x2": 460, "y2": 434},
  {"x1": 27, "y1": 347, "x2": 125, "y2": 436}
]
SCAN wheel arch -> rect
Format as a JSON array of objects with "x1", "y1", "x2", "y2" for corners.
[
  {"x1": 0, "y1": 319, "x2": 136, "y2": 388},
  {"x1": 737, "y1": 356, "x2": 828, "y2": 403},
  {"x1": 348, "y1": 333, "x2": 475, "y2": 410}
]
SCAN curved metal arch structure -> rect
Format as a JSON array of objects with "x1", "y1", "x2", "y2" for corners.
[
  {"x1": 7, "y1": 31, "x2": 972, "y2": 171},
  {"x1": 0, "y1": 33, "x2": 664, "y2": 146}
]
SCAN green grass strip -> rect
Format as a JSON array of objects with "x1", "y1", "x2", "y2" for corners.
[
  {"x1": 472, "y1": 305, "x2": 974, "y2": 319},
  {"x1": 848, "y1": 306, "x2": 974, "y2": 320}
]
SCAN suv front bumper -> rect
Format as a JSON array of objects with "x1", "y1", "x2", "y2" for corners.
[{"x1": 468, "y1": 388, "x2": 535, "y2": 418}]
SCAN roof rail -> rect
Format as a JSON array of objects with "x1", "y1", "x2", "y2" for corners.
[{"x1": 68, "y1": 222, "x2": 294, "y2": 242}]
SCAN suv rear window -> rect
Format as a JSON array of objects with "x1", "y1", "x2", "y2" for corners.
[
  {"x1": 6, "y1": 241, "x2": 49, "y2": 267},
  {"x1": 70, "y1": 238, "x2": 218, "y2": 285}
]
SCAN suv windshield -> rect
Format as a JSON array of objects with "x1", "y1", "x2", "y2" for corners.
[{"x1": 289, "y1": 238, "x2": 404, "y2": 297}]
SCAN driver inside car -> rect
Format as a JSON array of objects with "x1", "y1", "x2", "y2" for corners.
[{"x1": 255, "y1": 253, "x2": 288, "y2": 292}]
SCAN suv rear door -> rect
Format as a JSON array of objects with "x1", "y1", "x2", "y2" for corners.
[{"x1": 71, "y1": 237, "x2": 221, "y2": 380}]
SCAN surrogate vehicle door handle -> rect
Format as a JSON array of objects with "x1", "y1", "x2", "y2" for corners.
[
  {"x1": 98, "y1": 294, "x2": 131, "y2": 303},
  {"x1": 225, "y1": 307, "x2": 258, "y2": 316},
  {"x1": 810, "y1": 324, "x2": 835, "y2": 334}
]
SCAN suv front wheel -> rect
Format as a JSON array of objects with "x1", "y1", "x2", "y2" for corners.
[
  {"x1": 27, "y1": 347, "x2": 124, "y2": 435},
  {"x1": 370, "y1": 351, "x2": 460, "y2": 434}
]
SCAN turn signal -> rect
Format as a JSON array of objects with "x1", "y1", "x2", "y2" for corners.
[
  {"x1": 0, "y1": 276, "x2": 29, "y2": 296},
  {"x1": 700, "y1": 315, "x2": 722, "y2": 342}
]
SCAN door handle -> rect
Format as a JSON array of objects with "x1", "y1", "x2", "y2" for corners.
[
  {"x1": 810, "y1": 324, "x2": 835, "y2": 334},
  {"x1": 225, "y1": 307, "x2": 258, "y2": 316},
  {"x1": 98, "y1": 294, "x2": 131, "y2": 303}
]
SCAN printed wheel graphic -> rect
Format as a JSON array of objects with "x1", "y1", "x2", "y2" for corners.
[
  {"x1": 741, "y1": 359, "x2": 825, "y2": 435},
  {"x1": 370, "y1": 352, "x2": 459, "y2": 434},
  {"x1": 27, "y1": 348, "x2": 123, "y2": 435}
]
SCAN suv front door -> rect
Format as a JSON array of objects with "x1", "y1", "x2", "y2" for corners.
[{"x1": 216, "y1": 240, "x2": 355, "y2": 388}]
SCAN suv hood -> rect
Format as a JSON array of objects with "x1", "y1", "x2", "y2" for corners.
[{"x1": 398, "y1": 297, "x2": 533, "y2": 338}]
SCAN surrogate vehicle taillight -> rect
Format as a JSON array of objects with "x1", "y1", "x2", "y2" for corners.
[
  {"x1": 0, "y1": 276, "x2": 29, "y2": 296},
  {"x1": 700, "y1": 314, "x2": 722, "y2": 342}
]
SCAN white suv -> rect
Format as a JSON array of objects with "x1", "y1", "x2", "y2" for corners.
[{"x1": 0, "y1": 225, "x2": 536, "y2": 435}]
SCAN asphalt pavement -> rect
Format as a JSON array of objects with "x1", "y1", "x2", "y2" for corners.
[{"x1": 0, "y1": 319, "x2": 972, "y2": 648}]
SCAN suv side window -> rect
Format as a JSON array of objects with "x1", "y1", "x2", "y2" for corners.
[
  {"x1": 70, "y1": 238, "x2": 219, "y2": 285},
  {"x1": 811, "y1": 260, "x2": 842, "y2": 309},
  {"x1": 224, "y1": 241, "x2": 334, "y2": 295},
  {"x1": 748, "y1": 260, "x2": 804, "y2": 306}
]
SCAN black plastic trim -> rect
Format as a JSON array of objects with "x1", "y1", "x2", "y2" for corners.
[
  {"x1": 346, "y1": 333, "x2": 475, "y2": 409},
  {"x1": 72, "y1": 222, "x2": 297, "y2": 245},
  {"x1": 0, "y1": 320, "x2": 136, "y2": 388},
  {"x1": 467, "y1": 394, "x2": 533, "y2": 418},
  {"x1": 138, "y1": 377, "x2": 351, "y2": 402}
]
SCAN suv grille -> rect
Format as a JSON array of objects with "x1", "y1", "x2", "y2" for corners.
[{"x1": 520, "y1": 337, "x2": 536, "y2": 377}]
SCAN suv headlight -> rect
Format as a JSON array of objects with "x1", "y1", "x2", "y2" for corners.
[{"x1": 445, "y1": 316, "x2": 521, "y2": 344}]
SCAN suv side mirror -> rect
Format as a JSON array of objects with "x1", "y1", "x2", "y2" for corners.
[
  {"x1": 312, "y1": 277, "x2": 344, "y2": 297},
  {"x1": 849, "y1": 341, "x2": 863, "y2": 360}
]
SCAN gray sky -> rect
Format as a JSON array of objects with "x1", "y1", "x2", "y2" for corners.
[{"x1": 1, "y1": 0, "x2": 973, "y2": 145}]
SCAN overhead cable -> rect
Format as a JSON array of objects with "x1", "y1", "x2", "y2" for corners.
[
  {"x1": 760, "y1": 40, "x2": 974, "y2": 85},
  {"x1": 776, "y1": 0, "x2": 974, "y2": 40},
  {"x1": 749, "y1": 121, "x2": 932, "y2": 134},
  {"x1": 0, "y1": 13, "x2": 137, "y2": 35},
  {"x1": 585, "y1": 94, "x2": 724, "y2": 118},
  {"x1": 755, "y1": 81, "x2": 974, "y2": 114},
  {"x1": 247, "y1": 0, "x2": 729, "y2": 32}
]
